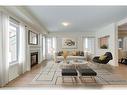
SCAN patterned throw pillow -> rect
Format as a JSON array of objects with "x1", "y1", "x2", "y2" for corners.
[{"x1": 99, "y1": 55, "x2": 107, "y2": 61}]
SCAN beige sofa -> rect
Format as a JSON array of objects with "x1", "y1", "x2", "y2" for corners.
[{"x1": 55, "y1": 51, "x2": 85, "y2": 61}]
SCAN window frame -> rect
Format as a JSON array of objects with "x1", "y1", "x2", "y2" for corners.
[{"x1": 9, "y1": 18, "x2": 19, "y2": 64}]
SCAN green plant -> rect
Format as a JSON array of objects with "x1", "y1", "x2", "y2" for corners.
[{"x1": 100, "y1": 44, "x2": 108, "y2": 49}]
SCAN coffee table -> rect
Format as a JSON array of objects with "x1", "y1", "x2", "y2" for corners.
[
  {"x1": 59, "y1": 60, "x2": 88, "y2": 69},
  {"x1": 70, "y1": 60, "x2": 88, "y2": 68}
]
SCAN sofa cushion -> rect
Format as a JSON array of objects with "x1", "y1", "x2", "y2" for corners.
[
  {"x1": 57, "y1": 51, "x2": 84, "y2": 56},
  {"x1": 56, "y1": 56, "x2": 85, "y2": 60},
  {"x1": 79, "y1": 51, "x2": 84, "y2": 56},
  {"x1": 76, "y1": 51, "x2": 80, "y2": 56}
]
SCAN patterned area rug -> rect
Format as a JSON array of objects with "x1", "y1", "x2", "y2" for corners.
[{"x1": 30, "y1": 62, "x2": 127, "y2": 87}]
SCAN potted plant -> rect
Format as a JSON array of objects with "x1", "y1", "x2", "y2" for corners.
[{"x1": 100, "y1": 44, "x2": 108, "y2": 49}]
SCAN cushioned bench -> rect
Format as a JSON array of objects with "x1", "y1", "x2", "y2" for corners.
[
  {"x1": 62, "y1": 69, "x2": 78, "y2": 76},
  {"x1": 62, "y1": 69, "x2": 78, "y2": 83},
  {"x1": 78, "y1": 68, "x2": 97, "y2": 76},
  {"x1": 61, "y1": 68, "x2": 97, "y2": 83},
  {"x1": 77, "y1": 68, "x2": 97, "y2": 82}
]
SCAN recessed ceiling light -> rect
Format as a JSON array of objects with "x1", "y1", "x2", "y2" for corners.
[{"x1": 62, "y1": 22, "x2": 70, "y2": 26}]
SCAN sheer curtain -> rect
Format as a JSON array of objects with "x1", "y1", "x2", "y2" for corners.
[
  {"x1": 0, "y1": 11, "x2": 10, "y2": 86},
  {"x1": 42, "y1": 36, "x2": 46, "y2": 60},
  {"x1": 0, "y1": 11, "x2": 27, "y2": 86},
  {"x1": 0, "y1": 12, "x2": 2, "y2": 86},
  {"x1": 19, "y1": 23, "x2": 26, "y2": 74}
]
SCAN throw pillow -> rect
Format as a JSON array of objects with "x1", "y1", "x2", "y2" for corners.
[
  {"x1": 76, "y1": 51, "x2": 80, "y2": 56},
  {"x1": 72, "y1": 51, "x2": 76, "y2": 56},
  {"x1": 99, "y1": 55, "x2": 107, "y2": 61},
  {"x1": 79, "y1": 51, "x2": 84, "y2": 56},
  {"x1": 58, "y1": 51, "x2": 63, "y2": 56}
]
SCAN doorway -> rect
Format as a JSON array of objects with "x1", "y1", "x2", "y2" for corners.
[{"x1": 118, "y1": 23, "x2": 127, "y2": 65}]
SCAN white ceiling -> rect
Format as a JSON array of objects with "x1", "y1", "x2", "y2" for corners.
[{"x1": 25, "y1": 6, "x2": 127, "y2": 32}]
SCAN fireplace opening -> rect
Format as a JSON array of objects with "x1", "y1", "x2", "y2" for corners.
[{"x1": 31, "y1": 52, "x2": 38, "y2": 68}]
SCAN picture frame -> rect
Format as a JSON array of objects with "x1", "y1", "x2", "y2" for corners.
[
  {"x1": 28, "y1": 30, "x2": 38, "y2": 45},
  {"x1": 99, "y1": 35, "x2": 109, "y2": 49},
  {"x1": 62, "y1": 38, "x2": 77, "y2": 48}
]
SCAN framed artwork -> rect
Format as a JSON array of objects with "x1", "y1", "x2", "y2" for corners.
[
  {"x1": 62, "y1": 38, "x2": 77, "y2": 48},
  {"x1": 28, "y1": 30, "x2": 38, "y2": 45},
  {"x1": 99, "y1": 35, "x2": 109, "y2": 49}
]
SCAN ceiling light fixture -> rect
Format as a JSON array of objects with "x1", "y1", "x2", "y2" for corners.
[{"x1": 62, "y1": 22, "x2": 70, "y2": 26}]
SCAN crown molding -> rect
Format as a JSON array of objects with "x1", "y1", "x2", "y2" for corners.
[{"x1": 2, "y1": 6, "x2": 48, "y2": 34}]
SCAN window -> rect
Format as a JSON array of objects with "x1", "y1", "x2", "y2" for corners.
[
  {"x1": 83, "y1": 37, "x2": 95, "y2": 54},
  {"x1": 47, "y1": 38, "x2": 52, "y2": 54},
  {"x1": 9, "y1": 18, "x2": 19, "y2": 63},
  {"x1": 46, "y1": 37, "x2": 56, "y2": 59},
  {"x1": 42, "y1": 36, "x2": 46, "y2": 59}
]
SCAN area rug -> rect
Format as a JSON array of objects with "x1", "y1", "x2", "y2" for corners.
[{"x1": 29, "y1": 62, "x2": 127, "y2": 87}]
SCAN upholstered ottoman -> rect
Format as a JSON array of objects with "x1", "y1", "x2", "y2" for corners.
[
  {"x1": 78, "y1": 68, "x2": 97, "y2": 82},
  {"x1": 62, "y1": 69, "x2": 78, "y2": 83}
]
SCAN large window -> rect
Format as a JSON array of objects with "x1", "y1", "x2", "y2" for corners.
[
  {"x1": 9, "y1": 18, "x2": 19, "y2": 63},
  {"x1": 83, "y1": 37, "x2": 95, "y2": 54},
  {"x1": 46, "y1": 37, "x2": 56, "y2": 59},
  {"x1": 42, "y1": 36, "x2": 46, "y2": 59}
]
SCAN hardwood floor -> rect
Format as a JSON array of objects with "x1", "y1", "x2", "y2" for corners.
[
  {"x1": 5, "y1": 62, "x2": 46, "y2": 87},
  {"x1": 3, "y1": 61, "x2": 127, "y2": 88},
  {"x1": 113, "y1": 63, "x2": 127, "y2": 79}
]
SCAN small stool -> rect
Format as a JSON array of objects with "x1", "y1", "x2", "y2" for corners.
[{"x1": 62, "y1": 69, "x2": 78, "y2": 83}]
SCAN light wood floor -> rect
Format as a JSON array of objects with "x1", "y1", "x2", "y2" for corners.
[
  {"x1": 4, "y1": 62, "x2": 47, "y2": 88},
  {"x1": 3, "y1": 61, "x2": 127, "y2": 88}
]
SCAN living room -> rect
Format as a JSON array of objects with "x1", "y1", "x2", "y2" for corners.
[{"x1": 1, "y1": 6, "x2": 127, "y2": 88}]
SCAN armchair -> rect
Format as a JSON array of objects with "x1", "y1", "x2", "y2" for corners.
[{"x1": 92, "y1": 52, "x2": 113, "y2": 64}]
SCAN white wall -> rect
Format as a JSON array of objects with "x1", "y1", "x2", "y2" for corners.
[
  {"x1": 48, "y1": 32, "x2": 95, "y2": 52},
  {"x1": 95, "y1": 23, "x2": 118, "y2": 66}
]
